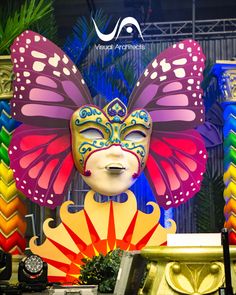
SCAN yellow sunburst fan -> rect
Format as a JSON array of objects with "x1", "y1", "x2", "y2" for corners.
[{"x1": 30, "y1": 190, "x2": 176, "y2": 283}]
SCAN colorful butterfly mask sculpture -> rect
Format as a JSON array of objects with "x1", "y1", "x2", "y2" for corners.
[{"x1": 9, "y1": 30, "x2": 207, "y2": 209}]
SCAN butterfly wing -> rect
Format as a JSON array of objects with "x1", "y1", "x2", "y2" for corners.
[
  {"x1": 11, "y1": 30, "x2": 92, "y2": 127},
  {"x1": 128, "y1": 39, "x2": 207, "y2": 208},
  {"x1": 9, "y1": 125, "x2": 76, "y2": 209},
  {"x1": 9, "y1": 30, "x2": 92, "y2": 207},
  {"x1": 145, "y1": 129, "x2": 207, "y2": 209},
  {"x1": 128, "y1": 39, "x2": 205, "y2": 131}
]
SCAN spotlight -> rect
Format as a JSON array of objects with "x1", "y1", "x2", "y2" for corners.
[
  {"x1": 0, "y1": 250, "x2": 12, "y2": 281},
  {"x1": 24, "y1": 255, "x2": 43, "y2": 275},
  {"x1": 18, "y1": 254, "x2": 48, "y2": 292}
]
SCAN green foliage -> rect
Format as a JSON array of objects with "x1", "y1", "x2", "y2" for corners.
[
  {"x1": 201, "y1": 59, "x2": 214, "y2": 91},
  {"x1": 141, "y1": 48, "x2": 158, "y2": 70},
  {"x1": 111, "y1": 59, "x2": 137, "y2": 96},
  {"x1": 79, "y1": 249, "x2": 123, "y2": 293},
  {"x1": 84, "y1": 55, "x2": 137, "y2": 103},
  {"x1": 193, "y1": 162, "x2": 225, "y2": 233},
  {"x1": 0, "y1": 0, "x2": 56, "y2": 54},
  {"x1": 30, "y1": 4, "x2": 57, "y2": 44}
]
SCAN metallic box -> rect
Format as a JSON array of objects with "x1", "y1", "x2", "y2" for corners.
[
  {"x1": 48, "y1": 285, "x2": 98, "y2": 295},
  {"x1": 114, "y1": 251, "x2": 147, "y2": 295}
]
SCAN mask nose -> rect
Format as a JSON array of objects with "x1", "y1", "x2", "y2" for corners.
[
  {"x1": 107, "y1": 125, "x2": 122, "y2": 145},
  {"x1": 107, "y1": 145, "x2": 124, "y2": 158}
]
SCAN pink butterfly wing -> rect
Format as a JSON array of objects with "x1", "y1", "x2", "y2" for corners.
[
  {"x1": 9, "y1": 125, "x2": 76, "y2": 208},
  {"x1": 128, "y1": 39, "x2": 205, "y2": 131},
  {"x1": 10, "y1": 30, "x2": 92, "y2": 127},
  {"x1": 145, "y1": 129, "x2": 207, "y2": 209}
]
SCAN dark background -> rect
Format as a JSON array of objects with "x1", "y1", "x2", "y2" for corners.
[
  {"x1": 0, "y1": 0, "x2": 235, "y2": 43},
  {"x1": 54, "y1": 0, "x2": 236, "y2": 41}
]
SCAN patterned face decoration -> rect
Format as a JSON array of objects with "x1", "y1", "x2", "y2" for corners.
[{"x1": 70, "y1": 99, "x2": 152, "y2": 195}]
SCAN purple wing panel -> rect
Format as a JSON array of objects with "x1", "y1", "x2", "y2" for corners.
[
  {"x1": 9, "y1": 125, "x2": 76, "y2": 208},
  {"x1": 128, "y1": 39, "x2": 205, "y2": 131},
  {"x1": 10, "y1": 30, "x2": 93, "y2": 127}
]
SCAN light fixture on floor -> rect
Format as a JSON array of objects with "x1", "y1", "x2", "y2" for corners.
[{"x1": 18, "y1": 254, "x2": 48, "y2": 292}]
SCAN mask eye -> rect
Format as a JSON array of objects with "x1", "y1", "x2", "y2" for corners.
[
  {"x1": 80, "y1": 128, "x2": 104, "y2": 139},
  {"x1": 124, "y1": 130, "x2": 146, "y2": 142}
]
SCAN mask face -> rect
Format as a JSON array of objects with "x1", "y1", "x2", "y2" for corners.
[{"x1": 70, "y1": 98, "x2": 152, "y2": 196}]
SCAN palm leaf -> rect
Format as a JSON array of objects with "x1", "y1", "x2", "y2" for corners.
[
  {"x1": 193, "y1": 162, "x2": 225, "y2": 233},
  {"x1": 201, "y1": 58, "x2": 214, "y2": 91},
  {"x1": 82, "y1": 56, "x2": 137, "y2": 104},
  {"x1": 0, "y1": 0, "x2": 54, "y2": 54},
  {"x1": 30, "y1": 4, "x2": 57, "y2": 43},
  {"x1": 141, "y1": 48, "x2": 158, "y2": 70},
  {"x1": 63, "y1": 9, "x2": 110, "y2": 66}
]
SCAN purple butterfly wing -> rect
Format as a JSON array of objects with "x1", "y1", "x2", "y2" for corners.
[
  {"x1": 9, "y1": 125, "x2": 76, "y2": 208},
  {"x1": 10, "y1": 30, "x2": 92, "y2": 127},
  {"x1": 128, "y1": 39, "x2": 207, "y2": 208},
  {"x1": 128, "y1": 39, "x2": 205, "y2": 131}
]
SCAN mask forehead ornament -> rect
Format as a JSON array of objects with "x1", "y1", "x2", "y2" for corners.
[{"x1": 104, "y1": 98, "x2": 127, "y2": 123}]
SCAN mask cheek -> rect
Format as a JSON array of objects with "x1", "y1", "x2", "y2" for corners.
[
  {"x1": 142, "y1": 141, "x2": 151, "y2": 170},
  {"x1": 71, "y1": 133, "x2": 94, "y2": 175},
  {"x1": 122, "y1": 139, "x2": 150, "y2": 173}
]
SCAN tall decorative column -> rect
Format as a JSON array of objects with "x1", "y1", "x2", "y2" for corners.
[
  {"x1": 0, "y1": 55, "x2": 27, "y2": 280},
  {"x1": 213, "y1": 61, "x2": 236, "y2": 244}
]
